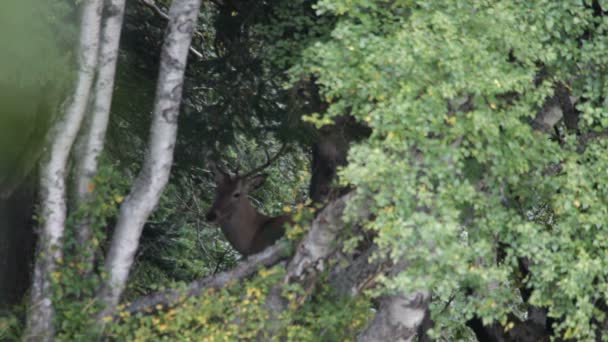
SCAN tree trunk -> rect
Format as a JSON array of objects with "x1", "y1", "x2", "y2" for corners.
[
  {"x1": 23, "y1": 0, "x2": 103, "y2": 340},
  {"x1": 97, "y1": 0, "x2": 202, "y2": 314},
  {"x1": 73, "y1": 0, "x2": 126, "y2": 270},
  {"x1": 358, "y1": 291, "x2": 431, "y2": 342}
]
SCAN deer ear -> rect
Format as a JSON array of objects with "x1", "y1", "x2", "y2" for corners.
[
  {"x1": 209, "y1": 162, "x2": 230, "y2": 184},
  {"x1": 248, "y1": 174, "x2": 268, "y2": 191}
]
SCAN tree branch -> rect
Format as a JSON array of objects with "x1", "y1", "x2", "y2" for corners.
[
  {"x1": 357, "y1": 260, "x2": 431, "y2": 342},
  {"x1": 264, "y1": 193, "x2": 373, "y2": 330},
  {"x1": 359, "y1": 290, "x2": 431, "y2": 342},
  {"x1": 107, "y1": 193, "x2": 360, "y2": 319},
  {"x1": 118, "y1": 242, "x2": 289, "y2": 316},
  {"x1": 139, "y1": 0, "x2": 204, "y2": 59}
]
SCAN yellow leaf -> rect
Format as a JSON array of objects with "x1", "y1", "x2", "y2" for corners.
[
  {"x1": 382, "y1": 206, "x2": 394, "y2": 213},
  {"x1": 490, "y1": 103, "x2": 497, "y2": 110},
  {"x1": 564, "y1": 327, "x2": 574, "y2": 339},
  {"x1": 446, "y1": 116, "x2": 456, "y2": 125},
  {"x1": 114, "y1": 195, "x2": 124, "y2": 203},
  {"x1": 283, "y1": 206, "x2": 292, "y2": 213},
  {"x1": 574, "y1": 200, "x2": 581, "y2": 208}
]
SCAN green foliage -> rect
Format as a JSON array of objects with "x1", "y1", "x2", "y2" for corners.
[
  {"x1": 120, "y1": 133, "x2": 308, "y2": 301},
  {"x1": 294, "y1": 0, "x2": 608, "y2": 339},
  {"x1": 107, "y1": 266, "x2": 371, "y2": 341},
  {"x1": 52, "y1": 164, "x2": 130, "y2": 341},
  {"x1": 0, "y1": 308, "x2": 23, "y2": 341},
  {"x1": 122, "y1": 174, "x2": 240, "y2": 300},
  {"x1": 108, "y1": 2, "x2": 311, "y2": 299},
  {"x1": 1, "y1": 162, "x2": 130, "y2": 341},
  {"x1": 15, "y1": 0, "x2": 608, "y2": 340}
]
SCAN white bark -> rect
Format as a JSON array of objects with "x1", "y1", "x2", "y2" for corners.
[
  {"x1": 358, "y1": 262, "x2": 430, "y2": 342},
  {"x1": 265, "y1": 193, "x2": 364, "y2": 325},
  {"x1": 24, "y1": 0, "x2": 103, "y2": 340},
  {"x1": 97, "y1": 0, "x2": 202, "y2": 311},
  {"x1": 358, "y1": 291, "x2": 431, "y2": 342},
  {"x1": 73, "y1": 0, "x2": 126, "y2": 265}
]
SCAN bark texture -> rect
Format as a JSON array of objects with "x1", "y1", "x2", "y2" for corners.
[
  {"x1": 73, "y1": 0, "x2": 126, "y2": 268},
  {"x1": 24, "y1": 0, "x2": 103, "y2": 340},
  {"x1": 97, "y1": 0, "x2": 202, "y2": 312},
  {"x1": 358, "y1": 291, "x2": 431, "y2": 342},
  {"x1": 264, "y1": 193, "x2": 370, "y2": 327}
]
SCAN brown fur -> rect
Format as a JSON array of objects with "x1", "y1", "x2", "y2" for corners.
[{"x1": 206, "y1": 165, "x2": 290, "y2": 256}]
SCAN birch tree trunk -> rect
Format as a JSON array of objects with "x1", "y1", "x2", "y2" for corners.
[
  {"x1": 97, "y1": 0, "x2": 202, "y2": 313},
  {"x1": 24, "y1": 0, "x2": 103, "y2": 340},
  {"x1": 73, "y1": 0, "x2": 126, "y2": 269},
  {"x1": 357, "y1": 290, "x2": 431, "y2": 342}
]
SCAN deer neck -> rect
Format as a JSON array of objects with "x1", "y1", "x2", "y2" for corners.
[{"x1": 218, "y1": 200, "x2": 269, "y2": 255}]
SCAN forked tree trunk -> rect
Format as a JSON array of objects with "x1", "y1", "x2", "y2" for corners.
[
  {"x1": 97, "y1": 0, "x2": 202, "y2": 314},
  {"x1": 73, "y1": 0, "x2": 126, "y2": 270},
  {"x1": 23, "y1": 0, "x2": 103, "y2": 340}
]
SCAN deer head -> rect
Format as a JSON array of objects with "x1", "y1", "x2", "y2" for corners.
[
  {"x1": 205, "y1": 164, "x2": 267, "y2": 223},
  {"x1": 205, "y1": 146, "x2": 290, "y2": 256}
]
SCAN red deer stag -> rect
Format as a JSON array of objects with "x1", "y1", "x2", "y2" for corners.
[{"x1": 205, "y1": 150, "x2": 291, "y2": 256}]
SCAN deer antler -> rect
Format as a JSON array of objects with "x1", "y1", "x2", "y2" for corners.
[{"x1": 241, "y1": 143, "x2": 288, "y2": 179}]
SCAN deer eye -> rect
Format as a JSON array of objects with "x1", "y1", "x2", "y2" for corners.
[{"x1": 233, "y1": 193, "x2": 241, "y2": 198}]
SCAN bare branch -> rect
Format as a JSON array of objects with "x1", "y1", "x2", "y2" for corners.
[
  {"x1": 113, "y1": 193, "x2": 358, "y2": 320},
  {"x1": 139, "y1": 0, "x2": 204, "y2": 59},
  {"x1": 116, "y1": 242, "x2": 289, "y2": 316}
]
